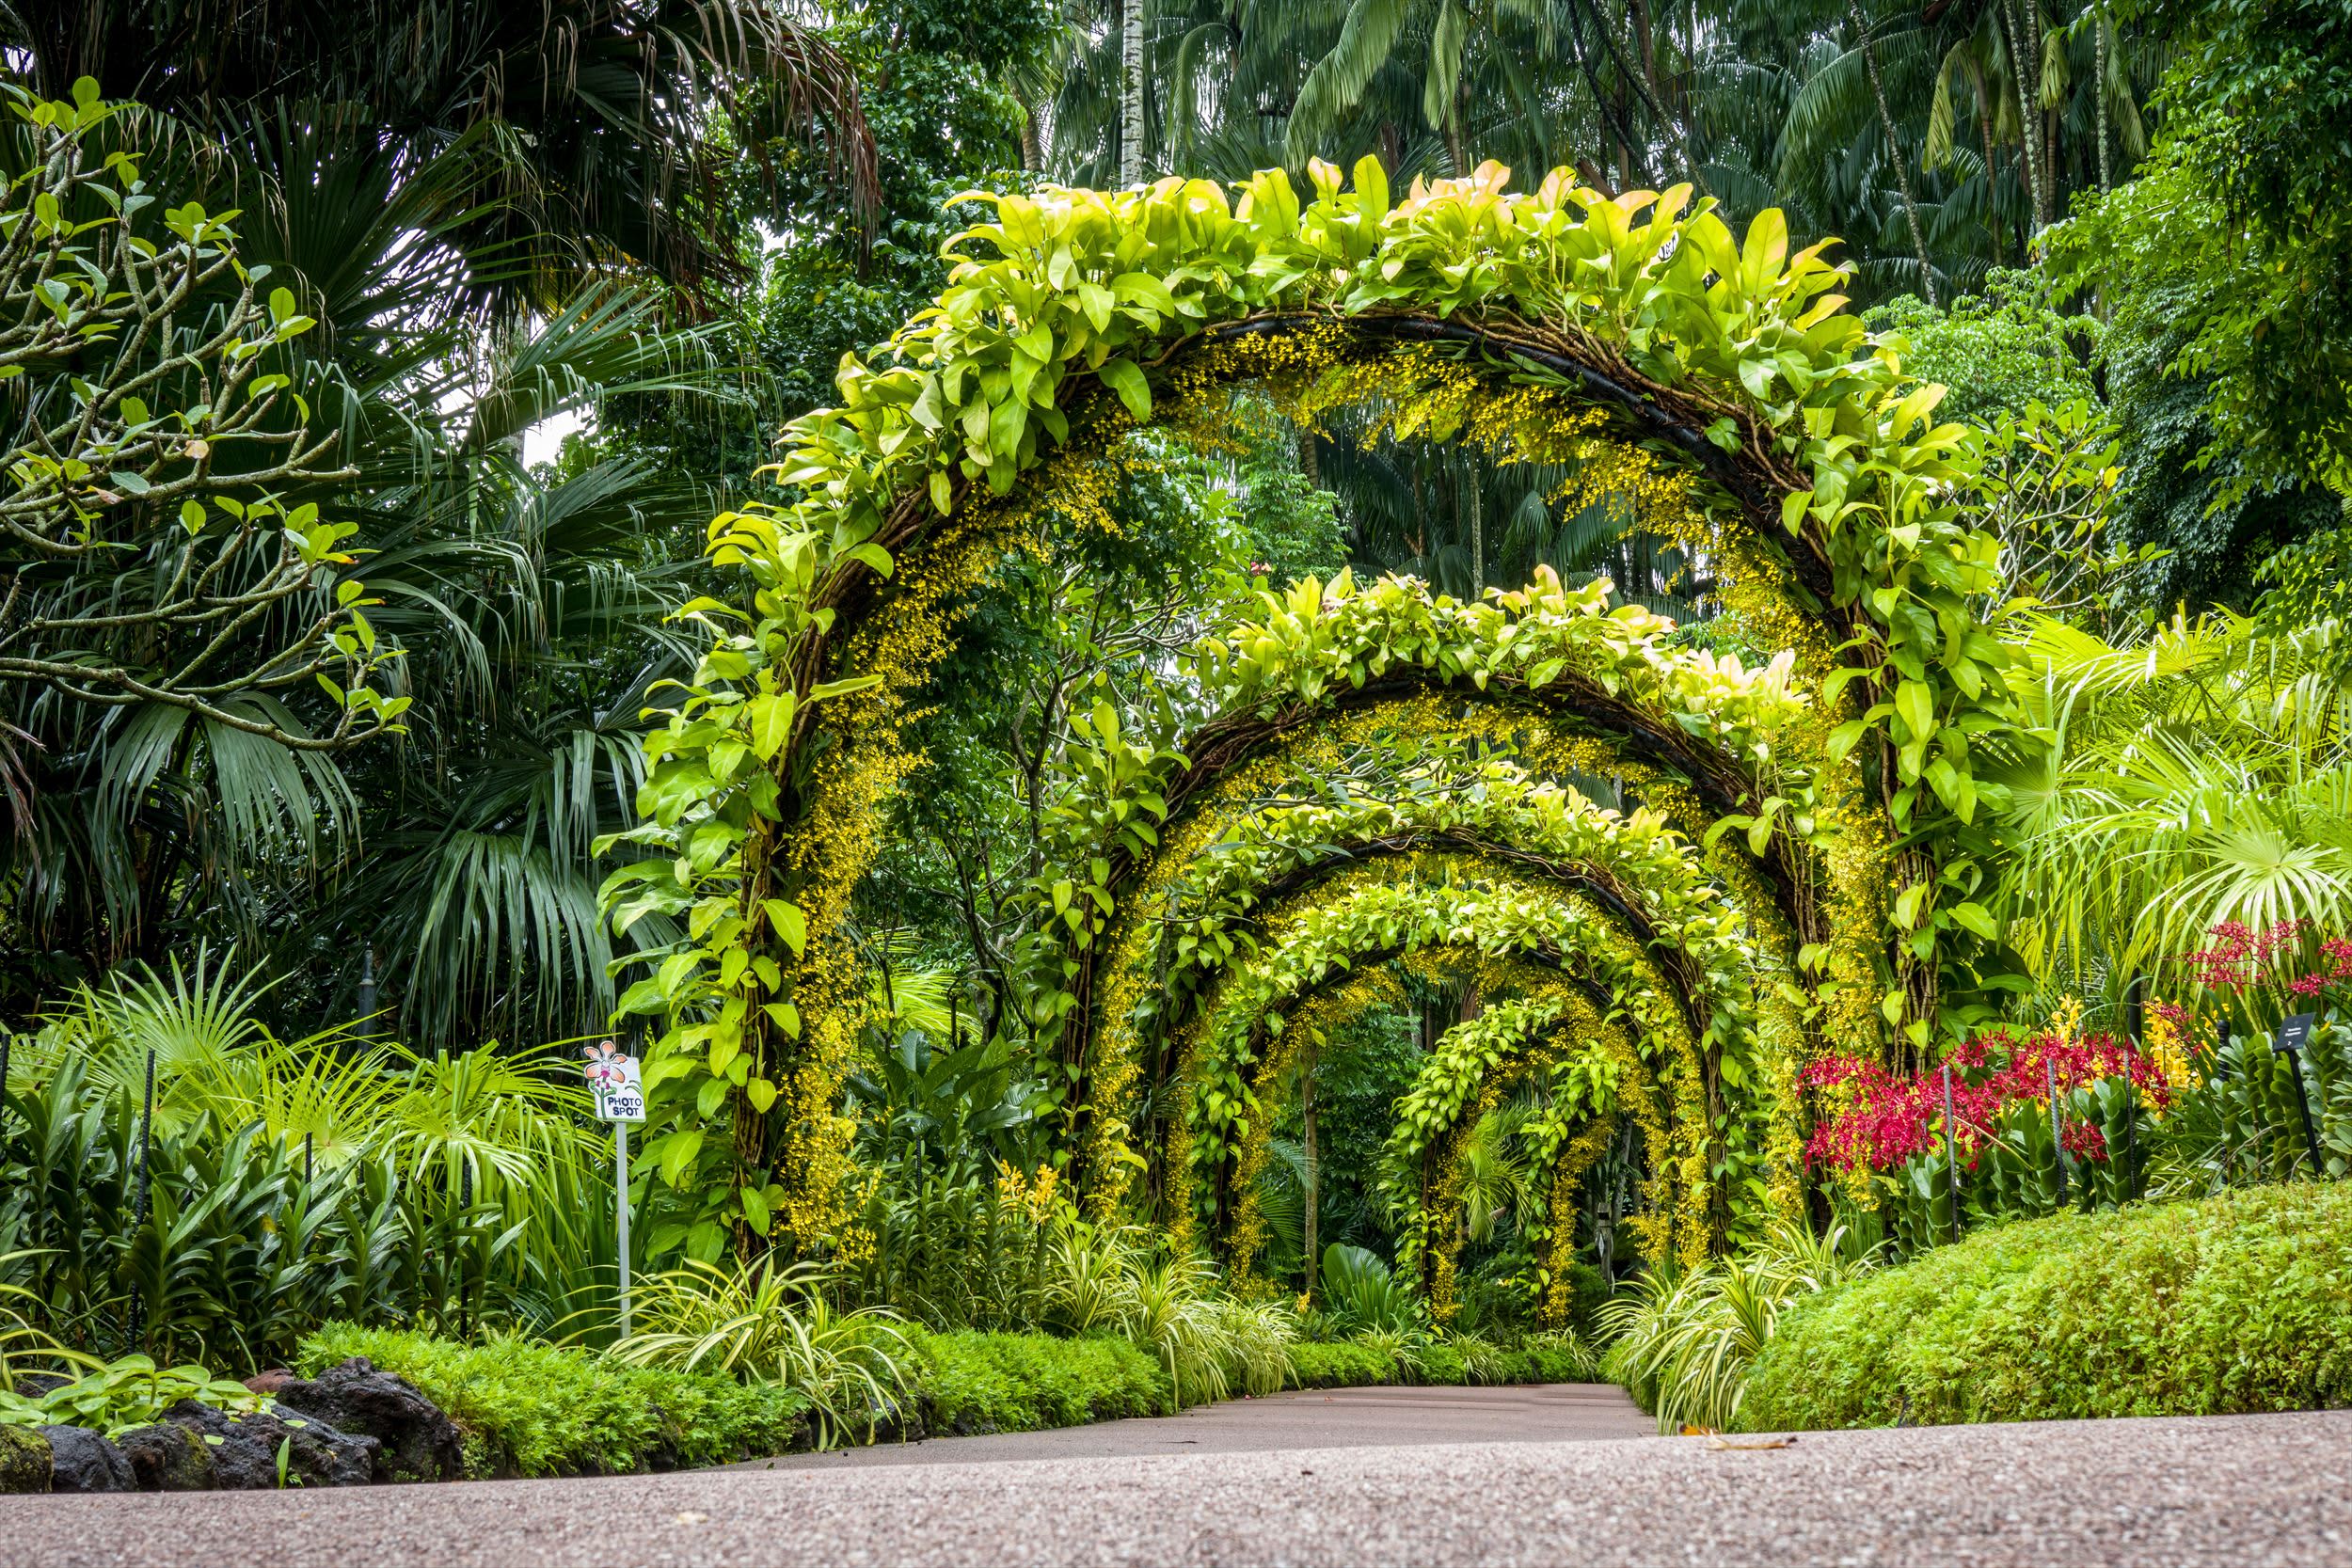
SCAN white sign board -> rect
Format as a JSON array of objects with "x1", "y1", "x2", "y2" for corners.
[{"x1": 583, "y1": 1041, "x2": 645, "y2": 1123}]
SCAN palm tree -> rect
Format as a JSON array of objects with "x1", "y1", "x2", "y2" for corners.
[
  {"x1": 1991, "y1": 611, "x2": 2352, "y2": 994},
  {"x1": 1, "y1": 0, "x2": 880, "y2": 305},
  {"x1": 0, "y1": 33, "x2": 755, "y2": 1034},
  {"x1": 1846, "y1": 1, "x2": 1936, "y2": 304}
]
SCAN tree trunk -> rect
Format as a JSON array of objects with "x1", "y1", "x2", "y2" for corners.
[
  {"x1": 1585, "y1": 0, "x2": 1704, "y2": 194},
  {"x1": 1966, "y1": 57, "x2": 2004, "y2": 265},
  {"x1": 1850, "y1": 1, "x2": 1937, "y2": 306},
  {"x1": 1120, "y1": 0, "x2": 1146, "y2": 186},
  {"x1": 1019, "y1": 95, "x2": 1043, "y2": 172},
  {"x1": 1301, "y1": 1042, "x2": 1320, "y2": 1297},
  {"x1": 1996, "y1": 0, "x2": 2049, "y2": 233},
  {"x1": 2094, "y1": 6, "x2": 2112, "y2": 193}
]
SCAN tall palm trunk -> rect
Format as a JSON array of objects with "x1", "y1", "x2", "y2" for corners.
[
  {"x1": 1963, "y1": 55, "x2": 2005, "y2": 264},
  {"x1": 1850, "y1": 1, "x2": 1937, "y2": 305},
  {"x1": 1120, "y1": 0, "x2": 1145, "y2": 186},
  {"x1": 1019, "y1": 93, "x2": 1044, "y2": 172},
  {"x1": 1997, "y1": 0, "x2": 2050, "y2": 230},
  {"x1": 1301, "y1": 1041, "x2": 1319, "y2": 1297},
  {"x1": 1583, "y1": 0, "x2": 1705, "y2": 194},
  {"x1": 1994, "y1": 0, "x2": 2051, "y2": 234},
  {"x1": 2093, "y1": 5, "x2": 2112, "y2": 193}
]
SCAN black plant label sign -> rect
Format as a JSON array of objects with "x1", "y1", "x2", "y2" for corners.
[{"x1": 2275, "y1": 1012, "x2": 2317, "y2": 1056}]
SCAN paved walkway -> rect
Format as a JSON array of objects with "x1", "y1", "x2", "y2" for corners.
[
  {"x1": 8, "y1": 1402, "x2": 2349, "y2": 1568},
  {"x1": 753, "y1": 1380, "x2": 1651, "y2": 1468}
]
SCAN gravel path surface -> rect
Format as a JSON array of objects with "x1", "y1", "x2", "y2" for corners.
[
  {"x1": 753, "y1": 1380, "x2": 1651, "y2": 1468},
  {"x1": 6, "y1": 1406, "x2": 2346, "y2": 1568}
]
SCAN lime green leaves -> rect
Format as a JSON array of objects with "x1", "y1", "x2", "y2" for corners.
[
  {"x1": 607, "y1": 147, "x2": 2027, "y2": 1240},
  {"x1": 1096, "y1": 358, "x2": 1152, "y2": 421}
]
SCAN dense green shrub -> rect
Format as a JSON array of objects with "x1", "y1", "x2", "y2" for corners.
[
  {"x1": 296, "y1": 1325, "x2": 805, "y2": 1477},
  {"x1": 1740, "y1": 1184, "x2": 2352, "y2": 1431},
  {"x1": 1286, "y1": 1329, "x2": 1597, "y2": 1391},
  {"x1": 907, "y1": 1330, "x2": 1172, "y2": 1433},
  {"x1": 1508, "y1": 1334, "x2": 1602, "y2": 1384},
  {"x1": 1286, "y1": 1339, "x2": 1399, "y2": 1388},
  {"x1": 1411, "y1": 1341, "x2": 1467, "y2": 1385}
]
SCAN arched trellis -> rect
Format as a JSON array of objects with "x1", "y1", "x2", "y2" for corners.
[
  {"x1": 1162, "y1": 871, "x2": 1736, "y2": 1259},
  {"x1": 605, "y1": 162, "x2": 2018, "y2": 1253},
  {"x1": 1030, "y1": 569, "x2": 1812, "y2": 1068},
  {"x1": 1038, "y1": 679, "x2": 1821, "y2": 1231},
  {"x1": 1374, "y1": 991, "x2": 1645, "y2": 1322},
  {"x1": 1214, "y1": 956, "x2": 1658, "y2": 1324},
  {"x1": 1060, "y1": 753, "x2": 1776, "y2": 1223}
]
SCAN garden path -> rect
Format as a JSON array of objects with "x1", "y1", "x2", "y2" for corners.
[
  {"x1": 748, "y1": 1379, "x2": 1653, "y2": 1468},
  {"x1": 6, "y1": 1408, "x2": 2347, "y2": 1567}
]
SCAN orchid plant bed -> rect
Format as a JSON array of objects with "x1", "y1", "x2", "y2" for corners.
[
  {"x1": 1804, "y1": 1018, "x2": 2182, "y2": 1255},
  {"x1": 2147, "y1": 921, "x2": 2352, "y2": 1192},
  {"x1": 1806, "y1": 922, "x2": 2352, "y2": 1258}
]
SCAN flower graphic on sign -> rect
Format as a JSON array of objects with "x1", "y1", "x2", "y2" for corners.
[{"x1": 583, "y1": 1039, "x2": 631, "y2": 1088}]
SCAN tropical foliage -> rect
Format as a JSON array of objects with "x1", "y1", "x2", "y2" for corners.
[{"x1": 3, "y1": 0, "x2": 2351, "y2": 1473}]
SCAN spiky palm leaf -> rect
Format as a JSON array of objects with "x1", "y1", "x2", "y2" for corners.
[{"x1": 1994, "y1": 612, "x2": 2352, "y2": 990}]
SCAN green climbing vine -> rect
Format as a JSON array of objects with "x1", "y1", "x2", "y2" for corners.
[
  {"x1": 1165, "y1": 871, "x2": 1741, "y2": 1255},
  {"x1": 602, "y1": 155, "x2": 2028, "y2": 1248}
]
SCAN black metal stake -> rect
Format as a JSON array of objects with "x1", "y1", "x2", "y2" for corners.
[
  {"x1": 357, "y1": 942, "x2": 377, "y2": 1021},
  {"x1": 127, "y1": 1046, "x2": 155, "y2": 1354},
  {"x1": 2212, "y1": 1019, "x2": 2234, "y2": 1183},
  {"x1": 458, "y1": 1159, "x2": 474, "y2": 1338},
  {"x1": 2275, "y1": 1014, "x2": 2327, "y2": 1180},
  {"x1": 304, "y1": 1132, "x2": 313, "y2": 1185},
  {"x1": 2122, "y1": 1042, "x2": 2141, "y2": 1200},
  {"x1": 1942, "y1": 1063, "x2": 1962, "y2": 1246},
  {"x1": 2045, "y1": 1054, "x2": 2067, "y2": 1206}
]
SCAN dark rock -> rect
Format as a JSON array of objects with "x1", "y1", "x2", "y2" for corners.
[
  {"x1": 12, "y1": 1372, "x2": 71, "y2": 1399},
  {"x1": 244, "y1": 1369, "x2": 295, "y2": 1397},
  {"x1": 163, "y1": 1401, "x2": 378, "y2": 1490},
  {"x1": 0, "y1": 1427, "x2": 49, "y2": 1493},
  {"x1": 117, "y1": 1422, "x2": 215, "y2": 1491},
  {"x1": 39, "y1": 1426, "x2": 132, "y2": 1493},
  {"x1": 270, "y1": 1357, "x2": 462, "y2": 1481}
]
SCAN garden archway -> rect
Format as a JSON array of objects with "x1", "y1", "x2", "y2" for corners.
[
  {"x1": 1156, "y1": 870, "x2": 1742, "y2": 1259},
  {"x1": 605, "y1": 162, "x2": 2014, "y2": 1253},
  {"x1": 1057, "y1": 756, "x2": 1776, "y2": 1217},
  {"x1": 1375, "y1": 992, "x2": 1644, "y2": 1323}
]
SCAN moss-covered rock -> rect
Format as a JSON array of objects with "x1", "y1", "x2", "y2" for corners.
[
  {"x1": 0, "y1": 1427, "x2": 50, "y2": 1493},
  {"x1": 116, "y1": 1423, "x2": 215, "y2": 1490}
]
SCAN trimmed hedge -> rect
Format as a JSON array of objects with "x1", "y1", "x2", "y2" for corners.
[
  {"x1": 908, "y1": 1330, "x2": 1173, "y2": 1433},
  {"x1": 294, "y1": 1318, "x2": 1603, "y2": 1479},
  {"x1": 1740, "y1": 1182, "x2": 2352, "y2": 1431},
  {"x1": 1287, "y1": 1339, "x2": 1397, "y2": 1388},
  {"x1": 1286, "y1": 1335, "x2": 1599, "y2": 1390},
  {"x1": 296, "y1": 1325, "x2": 806, "y2": 1478}
]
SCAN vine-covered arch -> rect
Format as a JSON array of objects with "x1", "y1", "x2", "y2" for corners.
[
  {"x1": 1060, "y1": 752, "x2": 1773, "y2": 1214},
  {"x1": 1374, "y1": 993, "x2": 1644, "y2": 1323},
  {"x1": 605, "y1": 159, "x2": 2019, "y2": 1253},
  {"x1": 1029, "y1": 568, "x2": 1813, "y2": 1055},
  {"x1": 1160, "y1": 871, "x2": 1742, "y2": 1258}
]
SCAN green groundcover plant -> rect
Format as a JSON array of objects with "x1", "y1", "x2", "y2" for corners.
[
  {"x1": 296, "y1": 1325, "x2": 807, "y2": 1478},
  {"x1": 1738, "y1": 1183, "x2": 2352, "y2": 1430},
  {"x1": 906, "y1": 1329, "x2": 1173, "y2": 1433}
]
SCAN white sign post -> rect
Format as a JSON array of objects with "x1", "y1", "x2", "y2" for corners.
[{"x1": 583, "y1": 1041, "x2": 645, "y2": 1337}]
